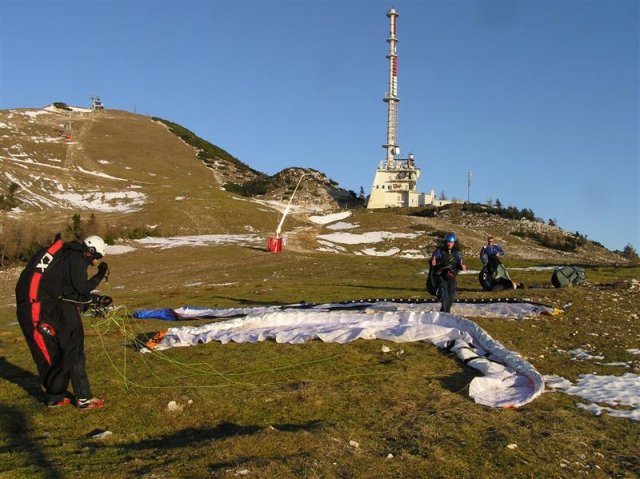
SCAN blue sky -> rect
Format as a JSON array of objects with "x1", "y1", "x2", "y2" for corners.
[{"x1": 1, "y1": 0, "x2": 638, "y2": 251}]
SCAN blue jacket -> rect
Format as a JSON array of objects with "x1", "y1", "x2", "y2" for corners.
[{"x1": 480, "y1": 244, "x2": 504, "y2": 265}]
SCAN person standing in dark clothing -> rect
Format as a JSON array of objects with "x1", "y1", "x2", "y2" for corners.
[
  {"x1": 15, "y1": 235, "x2": 110, "y2": 409},
  {"x1": 430, "y1": 233, "x2": 467, "y2": 313}
]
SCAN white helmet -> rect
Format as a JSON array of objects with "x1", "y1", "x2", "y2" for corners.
[{"x1": 84, "y1": 235, "x2": 107, "y2": 258}]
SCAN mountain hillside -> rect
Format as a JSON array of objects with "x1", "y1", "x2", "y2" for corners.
[
  {"x1": 0, "y1": 104, "x2": 629, "y2": 266},
  {"x1": 151, "y1": 118, "x2": 364, "y2": 210},
  {"x1": 0, "y1": 106, "x2": 360, "y2": 231},
  {"x1": 0, "y1": 105, "x2": 294, "y2": 236},
  {"x1": 224, "y1": 167, "x2": 363, "y2": 209}
]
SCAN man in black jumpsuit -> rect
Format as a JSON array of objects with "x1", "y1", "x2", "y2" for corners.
[{"x1": 15, "y1": 235, "x2": 110, "y2": 409}]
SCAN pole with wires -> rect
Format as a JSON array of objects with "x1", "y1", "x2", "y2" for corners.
[{"x1": 275, "y1": 172, "x2": 307, "y2": 239}]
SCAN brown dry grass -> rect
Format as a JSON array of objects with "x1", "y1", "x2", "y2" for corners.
[{"x1": 0, "y1": 244, "x2": 638, "y2": 478}]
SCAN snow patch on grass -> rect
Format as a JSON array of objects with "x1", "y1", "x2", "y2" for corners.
[
  {"x1": 309, "y1": 211, "x2": 352, "y2": 225},
  {"x1": 545, "y1": 373, "x2": 640, "y2": 421}
]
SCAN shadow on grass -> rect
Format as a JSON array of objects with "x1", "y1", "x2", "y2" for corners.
[
  {"x1": 243, "y1": 245, "x2": 271, "y2": 253},
  {"x1": 207, "y1": 452, "x2": 313, "y2": 474},
  {"x1": 107, "y1": 422, "x2": 322, "y2": 477},
  {"x1": 112, "y1": 420, "x2": 324, "y2": 451},
  {"x1": 208, "y1": 295, "x2": 292, "y2": 307},
  {"x1": 435, "y1": 349, "x2": 481, "y2": 401},
  {"x1": 0, "y1": 356, "x2": 43, "y2": 402},
  {"x1": 336, "y1": 283, "x2": 426, "y2": 294},
  {"x1": 0, "y1": 405, "x2": 62, "y2": 479},
  {"x1": 457, "y1": 287, "x2": 483, "y2": 293},
  {"x1": 437, "y1": 370, "x2": 480, "y2": 400}
]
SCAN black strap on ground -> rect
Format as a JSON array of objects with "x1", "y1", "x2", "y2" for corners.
[{"x1": 288, "y1": 296, "x2": 551, "y2": 310}]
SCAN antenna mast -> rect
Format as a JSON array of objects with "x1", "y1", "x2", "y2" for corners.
[{"x1": 383, "y1": 8, "x2": 399, "y2": 168}]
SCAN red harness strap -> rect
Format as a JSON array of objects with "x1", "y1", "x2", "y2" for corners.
[{"x1": 28, "y1": 239, "x2": 64, "y2": 365}]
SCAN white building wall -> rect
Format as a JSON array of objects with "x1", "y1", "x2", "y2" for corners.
[{"x1": 367, "y1": 165, "x2": 450, "y2": 209}]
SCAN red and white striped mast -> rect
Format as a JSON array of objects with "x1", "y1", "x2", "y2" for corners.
[{"x1": 383, "y1": 8, "x2": 400, "y2": 168}]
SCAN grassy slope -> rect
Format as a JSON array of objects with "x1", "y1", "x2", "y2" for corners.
[
  {"x1": 0, "y1": 245, "x2": 638, "y2": 479},
  {"x1": 80, "y1": 111, "x2": 251, "y2": 235},
  {"x1": 0, "y1": 108, "x2": 288, "y2": 236}
]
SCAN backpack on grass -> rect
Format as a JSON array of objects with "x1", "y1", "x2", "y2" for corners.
[{"x1": 551, "y1": 266, "x2": 585, "y2": 288}]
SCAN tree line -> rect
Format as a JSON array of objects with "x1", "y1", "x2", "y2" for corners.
[{"x1": 0, "y1": 214, "x2": 154, "y2": 268}]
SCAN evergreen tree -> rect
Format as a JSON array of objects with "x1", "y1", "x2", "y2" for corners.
[
  {"x1": 0, "y1": 182, "x2": 20, "y2": 210},
  {"x1": 622, "y1": 244, "x2": 639, "y2": 262}
]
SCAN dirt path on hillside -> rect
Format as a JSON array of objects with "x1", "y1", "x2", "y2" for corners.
[{"x1": 63, "y1": 114, "x2": 94, "y2": 169}]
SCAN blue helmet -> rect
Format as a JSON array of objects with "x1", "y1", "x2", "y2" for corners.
[{"x1": 444, "y1": 233, "x2": 457, "y2": 243}]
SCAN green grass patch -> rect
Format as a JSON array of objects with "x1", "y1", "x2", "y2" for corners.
[
  {"x1": 1, "y1": 247, "x2": 638, "y2": 477},
  {"x1": 152, "y1": 116, "x2": 261, "y2": 175}
]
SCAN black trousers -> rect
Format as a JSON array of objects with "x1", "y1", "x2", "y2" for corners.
[
  {"x1": 17, "y1": 301, "x2": 92, "y2": 403},
  {"x1": 437, "y1": 276, "x2": 457, "y2": 313}
]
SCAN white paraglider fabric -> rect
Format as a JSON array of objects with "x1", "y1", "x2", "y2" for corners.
[
  {"x1": 170, "y1": 300, "x2": 555, "y2": 321},
  {"x1": 151, "y1": 309, "x2": 544, "y2": 409}
]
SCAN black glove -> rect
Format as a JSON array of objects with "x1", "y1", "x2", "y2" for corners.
[
  {"x1": 90, "y1": 294, "x2": 113, "y2": 307},
  {"x1": 98, "y1": 295, "x2": 113, "y2": 307},
  {"x1": 97, "y1": 262, "x2": 109, "y2": 279}
]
